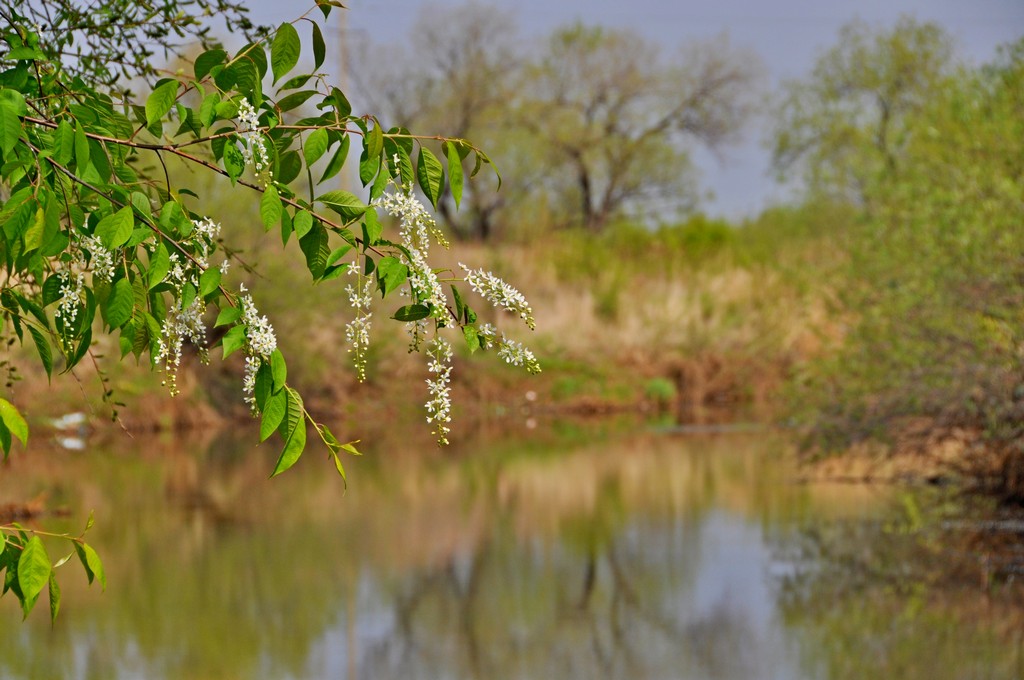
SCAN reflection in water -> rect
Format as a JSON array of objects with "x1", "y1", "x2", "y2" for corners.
[{"x1": 0, "y1": 423, "x2": 1020, "y2": 678}]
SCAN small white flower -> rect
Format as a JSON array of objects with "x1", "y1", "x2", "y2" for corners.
[{"x1": 496, "y1": 335, "x2": 541, "y2": 375}]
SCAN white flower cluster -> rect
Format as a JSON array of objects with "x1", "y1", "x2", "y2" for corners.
[
  {"x1": 477, "y1": 322, "x2": 497, "y2": 349},
  {"x1": 375, "y1": 186, "x2": 448, "y2": 321},
  {"x1": 53, "y1": 231, "x2": 119, "y2": 324},
  {"x1": 237, "y1": 99, "x2": 270, "y2": 178},
  {"x1": 424, "y1": 336, "x2": 453, "y2": 445},
  {"x1": 497, "y1": 335, "x2": 542, "y2": 375},
  {"x1": 53, "y1": 269, "x2": 85, "y2": 323},
  {"x1": 344, "y1": 265, "x2": 373, "y2": 382},
  {"x1": 154, "y1": 216, "x2": 222, "y2": 394},
  {"x1": 82, "y1": 235, "x2": 115, "y2": 282},
  {"x1": 154, "y1": 296, "x2": 208, "y2": 396},
  {"x1": 239, "y1": 286, "x2": 278, "y2": 413},
  {"x1": 459, "y1": 263, "x2": 535, "y2": 330}
]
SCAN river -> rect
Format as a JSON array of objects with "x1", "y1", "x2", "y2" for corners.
[{"x1": 0, "y1": 418, "x2": 1021, "y2": 679}]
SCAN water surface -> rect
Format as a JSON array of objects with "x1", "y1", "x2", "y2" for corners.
[{"x1": 0, "y1": 422, "x2": 1021, "y2": 679}]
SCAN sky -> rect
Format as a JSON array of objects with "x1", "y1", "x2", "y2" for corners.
[{"x1": 243, "y1": 0, "x2": 1024, "y2": 218}]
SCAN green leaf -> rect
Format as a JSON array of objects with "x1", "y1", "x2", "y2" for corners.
[
  {"x1": 74, "y1": 121, "x2": 89, "y2": 169},
  {"x1": 48, "y1": 572, "x2": 60, "y2": 624},
  {"x1": 393, "y1": 304, "x2": 431, "y2": 322},
  {"x1": 271, "y1": 23, "x2": 301, "y2": 85},
  {"x1": 303, "y1": 128, "x2": 329, "y2": 166},
  {"x1": 270, "y1": 349, "x2": 287, "y2": 392},
  {"x1": 260, "y1": 390, "x2": 286, "y2": 442},
  {"x1": 148, "y1": 242, "x2": 170, "y2": 289},
  {"x1": 271, "y1": 388, "x2": 306, "y2": 477},
  {"x1": 215, "y1": 306, "x2": 242, "y2": 327},
  {"x1": 102, "y1": 278, "x2": 133, "y2": 329},
  {"x1": 376, "y1": 257, "x2": 408, "y2": 297},
  {"x1": 312, "y1": 23, "x2": 327, "y2": 70},
  {"x1": 417, "y1": 147, "x2": 444, "y2": 208},
  {"x1": 0, "y1": 399, "x2": 28, "y2": 448},
  {"x1": 445, "y1": 141, "x2": 464, "y2": 209},
  {"x1": 146, "y1": 79, "x2": 179, "y2": 127},
  {"x1": 293, "y1": 210, "x2": 314, "y2": 240},
  {"x1": 319, "y1": 135, "x2": 350, "y2": 183},
  {"x1": 367, "y1": 123, "x2": 383, "y2": 162},
  {"x1": 74, "y1": 542, "x2": 105, "y2": 590},
  {"x1": 260, "y1": 185, "x2": 283, "y2": 231},
  {"x1": 221, "y1": 324, "x2": 247, "y2": 359},
  {"x1": 22, "y1": 207, "x2": 45, "y2": 253},
  {"x1": 223, "y1": 145, "x2": 245, "y2": 184},
  {"x1": 317, "y1": 191, "x2": 367, "y2": 222},
  {"x1": 52, "y1": 121, "x2": 74, "y2": 165},
  {"x1": 254, "y1": 362, "x2": 273, "y2": 410},
  {"x1": 463, "y1": 325, "x2": 481, "y2": 353},
  {"x1": 276, "y1": 90, "x2": 316, "y2": 112},
  {"x1": 199, "y1": 267, "x2": 221, "y2": 298},
  {"x1": 17, "y1": 537, "x2": 50, "y2": 615},
  {"x1": 362, "y1": 210, "x2": 382, "y2": 247},
  {"x1": 0, "y1": 101, "x2": 23, "y2": 155},
  {"x1": 300, "y1": 225, "x2": 330, "y2": 280},
  {"x1": 95, "y1": 206, "x2": 134, "y2": 249},
  {"x1": 194, "y1": 49, "x2": 227, "y2": 81},
  {"x1": 27, "y1": 326, "x2": 52, "y2": 380}
]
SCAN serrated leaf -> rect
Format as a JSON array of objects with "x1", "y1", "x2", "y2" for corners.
[
  {"x1": 393, "y1": 304, "x2": 431, "y2": 322},
  {"x1": 276, "y1": 90, "x2": 316, "y2": 112},
  {"x1": 17, "y1": 537, "x2": 50, "y2": 614},
  {"x1": 320, "y1": 135, "x2": 350, "y2": 183},
  {"x1": 293, "y1": 210, "x2": 314, "y2": 240},
  {"x1": 194, "y1": 49, "x2": 227, "y2": 81},
  {"x1": 95, "y1": 206, "x2": 134, "y2": 249},
  {"x1": 376, "y1": 257, "x2": 408, "y2": 297},
  {"x1": 417, "y1": 147, "x2": 444, "y2": 208},
  {"x1": 0, "y1": 102, "x2": 23, "y2": 155},
  {"x1": 199, "y1": 267, "x2": 221, "y2": 298},
  {"x1": 271, "y1": 23, "x2": 301, "y2": 85},
  {"x1": 260, "y1": 185, "x2": 282, "y2": 231},
  {"x1": 75, "y1": 542, "x2": 105, "y2": 591},
  {"x1": 312, "y1": 23, "x2": 327, "y2": 70},
  {"x1": 221, "y1": 324, "x2": 247, "y2": 359},
  {"x1": 366, "y1": 123, "x2": 383, "y2": 162},
  {"x1": 270, "y1": 349, "x2": 287, "y2": 392},
  {"x1": 145, "y1": 80, "x2": 179, "y2": 127},
  {"x1": 48, "y1": 572, "x2": 60, "y2": 624},
  {"x1": 260, "y1": 389, "x2": 286, "y2": 442},
  {"x1": 102, "y1": 278, "x2": 133, "y2": 329},
  {"x1": 300, "y1": 225, "x2": 330, "y2": 280},
  {"x1": 271, "y1": 388, "x2": 306, "y2": 477},
  {"x1": 224, "y1": 144, "x2": 245, "y2": 184},
  {"x1": 215, "y1": 306, "x2": 242, "y2": 327},
  {"x1": 27, "y1": 325, "x2": 52, "y2": 380},
  {"x1": 0, "y1": 399, "x2": 28, "y2": 448},
  {"x1": 330, "y1": 451, "x2": 347, "y2": 484},
  {"x1": 148, "y1": 243, "x2": 170, "y2": 289},
  {"x1": 463, "y1": 325, "x2": 481, "y2": 353},
  {"x1": 445, "y1": 141, "x2": 464, "y2": 208},
  {"x1": 52, "y1": 121, "x2": 73, "y2": 165},
  {"x1": 317, "y1": 190, "x2": 367, "y2": 223},
  {"x1": 303, "y1": 128, "x2": 329, "y2": 166}
]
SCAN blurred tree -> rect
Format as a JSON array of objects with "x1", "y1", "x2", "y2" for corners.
[
  {"x1": 358, "y1": 9, "x2": 758, "y2": 238},
  {"x1": 770, "y1": 17, "x2": 956, "y2": 207},
  {"x1": 525, "y1": 25, "x2": 758, "y2": 233},
  {"x1": 353, "y1": 3, "x2": 529, "y2": 240}
]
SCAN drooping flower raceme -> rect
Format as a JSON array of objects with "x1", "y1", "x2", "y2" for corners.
[
  {"x1": 459, "y1": 263, "x2": 535, "y2": 330},
  {"x1": 497, "y1": 335, "x2": 542, "y2": 375},
  {"x1": 424, "y1": 336, "x2": 453, "y2": 445},
  {"x1": 236, "y1": 99, "x2": 270, "y2": 178},
  {"x1": 238, "y1": 285, "x2": 278, "y2": 413},
  {"x1": 153, "y1": 217, "x2": 223, "y2": 394},
  {"x1": 375, "y1": 185, "x2": 448, "y2": 319},
  {"x1": 345, "y1": 262, "x2": 372, "y2": 382}
]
